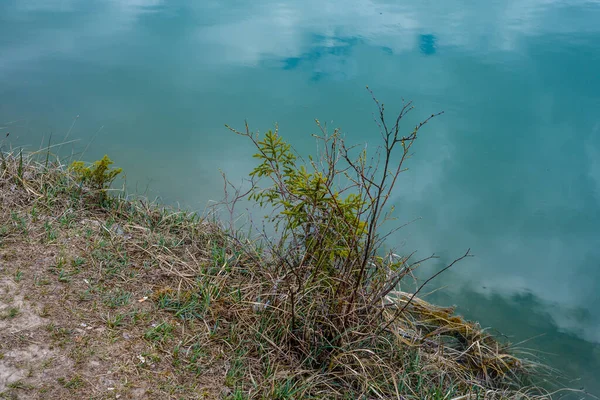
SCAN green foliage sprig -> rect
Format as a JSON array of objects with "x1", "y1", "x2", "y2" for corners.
[
  {"x1": 70, "y1": 155, "x2": 122, "y2": 201},
  {"x1": 248, "y1": 129, "x2": 366, "y2": 264}
]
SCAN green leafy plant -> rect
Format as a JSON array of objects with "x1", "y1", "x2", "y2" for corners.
[
  {"x1": 248, "y1": 128, "x2": 367, "y2": 271},
  {"x1": 144, "y1": 322, "x2": 175, "y2": 343},
  {"x1": 226, "y1": 88, "x2": 470, "y2": 368},
  {"x1": 70, "y1": 155, "x2": 122, "y2": 200}
]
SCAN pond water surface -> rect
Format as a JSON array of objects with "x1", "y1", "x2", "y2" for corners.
[{"x1": 2, "y1": 0, "x2": 600, "y2": 395}]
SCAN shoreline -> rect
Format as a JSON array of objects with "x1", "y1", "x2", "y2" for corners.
[{"x1": 0, "y1": 150, "x2": 553, "y2": 399}]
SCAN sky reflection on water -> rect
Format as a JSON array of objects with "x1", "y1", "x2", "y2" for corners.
[{"x1": 1, "y1": 0, "x2": 600, "y2": 394}]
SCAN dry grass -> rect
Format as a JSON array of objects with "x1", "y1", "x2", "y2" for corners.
[{"x1": 0, "y1": 149, "x2": 554, "y2": 399}]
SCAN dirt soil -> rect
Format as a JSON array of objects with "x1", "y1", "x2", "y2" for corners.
[{"x1": 0, "y1": 213, "x2": 228, "y2": 400}]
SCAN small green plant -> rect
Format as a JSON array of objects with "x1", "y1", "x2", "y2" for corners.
[
  {"x1": 91, "y1": 247, "x2": 128, "y2": 277},
  {"x1": 271, "y1": 378, "x2": 305, "y2": 399},
  {"x1": 14, "y1": 269, "x2": 23, "y2": 282},
  {"x1": 131, "y1": 310, "x2": 151, "y2": 324},
  {"x1": 103, "y1": 288, "x2": 131, "y2": 308},
  {"x1": 72, "y1": 257, "x2": 85, "y2": 268},
  {"x1": 105, "y1": 313, "x2": 126, "y2": 329},
  {"x1": 59, "y1": 211, "x2": 75, "y2": 227},
  {"x1": 10, "y1": 211, "x2": 27, "y2": 235},
  {"x1": 34, "y1": 275, "x2": 51, "y2": 286},
  {"x1": 225, "y1": 389, "x2": 249, "y2": 400},
  {"x1": 39, "y1": 305, "x2": 51, "y2": 318},
  {"x1": 185, "y1": 342, "x2": 208, "y2": 374},
  {"x1": 1, "y1": 307, "x2": 20, "y2": 319},
  {"x1": 46, "y1": 324, "x2": 71, "y2": 341},
  {"x1": 57, "y1": 270, "x2": 71, "y2": 282},
  {"x1": 156, "y1": 291, "x2": 206, "y2": 320},
  {"x1": 7, "y1": 380, "x2": 34, "y2": 390},
  {"x1": 48, "y1": 255, "x2": 74, "y2": 283},
  {"x1": 44, "y1": 221, "x2": 57, "y2": 242},
  {"x1": 58, "y1": 375, "x2": 84, "y2": 389},
  {"x1": 30, "y1": 206, "x2": 39, "y2": 222},
  {"x1": 70, "y1": 155, "x2": 122, "y2": 200},
  {"x1": 224, "y1": 348, "x2": 248, "y2": 389},
  {"x1": 144, "y1": 322, "x2": 175, "y2": 343}
]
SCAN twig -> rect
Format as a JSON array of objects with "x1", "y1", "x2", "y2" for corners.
[{"x1": 379, "y1": 249, "x2": 472, "y2": 334}]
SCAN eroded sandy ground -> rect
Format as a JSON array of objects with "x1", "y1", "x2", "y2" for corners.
[{"x1": 0, "y1": 221, "x2": 226, "y2": 400}]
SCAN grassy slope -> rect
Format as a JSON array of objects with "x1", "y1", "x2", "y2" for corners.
[{"x1": 0, "y1": 152, "x2": 552, "y2": 399}]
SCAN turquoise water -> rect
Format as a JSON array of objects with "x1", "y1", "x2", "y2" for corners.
[{"x1": 2, "y1": 0, "x2": 600, "y2": 395}]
